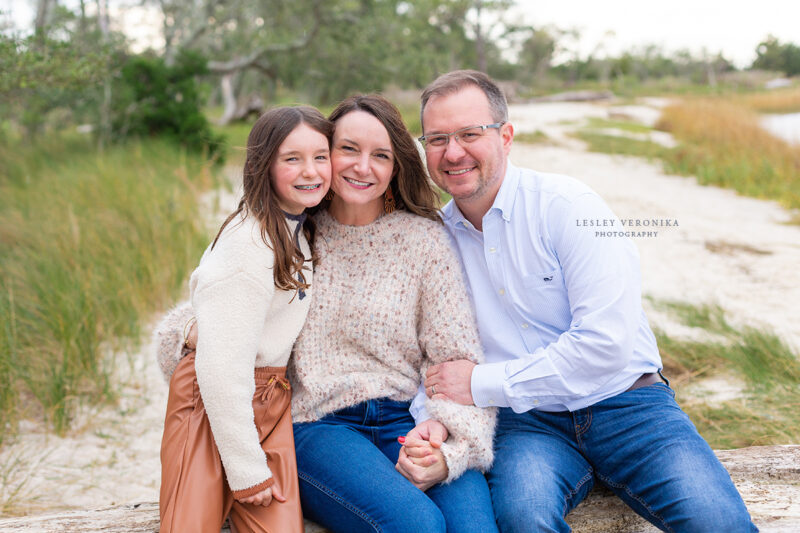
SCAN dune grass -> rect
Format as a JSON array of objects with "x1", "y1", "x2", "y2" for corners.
[
  {"x1": 656, "y1": 99, "x2": 800, "y2": 213},
  {"x1": 585, "y1": 117, "x2": 654, "y2": 134},
  {"x1": 575, "y1": 96, "x2": 800, "y2": 218},
  {"x1": 514, "y1": 130, "x2": 551, "y2": 144},
  {"x1": 575, "y1": 132, "x2": 668, "y2": 160},
  {"x1": 736, "y1": 87, "x2": 800, "y2": 114},
  {"x1": 0, "y1": 133, "x2": 219, "y2": 438},
  {"x1": 651, "y1": 300, "x2": 800, "y2": 448}
]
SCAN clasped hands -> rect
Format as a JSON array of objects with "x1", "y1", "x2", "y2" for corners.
[
  {"x1": 395, "y1": 360, "x2": 477, "y2": 491},
  {"x1": 395, "y1": 419, "x2": 450, "y2": 491}
]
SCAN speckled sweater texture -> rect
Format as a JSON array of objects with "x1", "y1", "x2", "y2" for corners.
[{"x1": 289, "y1": 209, "x2": 496, "y2": 481}]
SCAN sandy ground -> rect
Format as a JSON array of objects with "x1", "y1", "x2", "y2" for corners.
[{"x1": 2, "y1": 99, "x2": 799, "y2": 516}]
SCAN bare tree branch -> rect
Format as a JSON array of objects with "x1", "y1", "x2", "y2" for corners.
[{"x1": 207, "y1": 0, "x2": 323, "y2": 74}]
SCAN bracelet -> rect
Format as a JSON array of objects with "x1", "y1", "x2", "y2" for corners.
[{"x1": 183, "y1": 316, "x2": 197, "y2": 348}]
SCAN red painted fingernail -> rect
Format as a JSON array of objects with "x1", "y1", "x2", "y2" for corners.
[{"x1": 397, "y1": 436, "x2": 406, "y2": 444}]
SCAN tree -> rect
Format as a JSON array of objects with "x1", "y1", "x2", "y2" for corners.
[
  {"x1": 752, "y1": 36, "x2": 800, "y2": 76},
  {"x1": 150, "y1": 0, "x2": 515, "y2": 119},
  {"x1": 153, "y1": 0, "x2": 326, "y2": 123},
  {"x1": 517, "y1": 28, "x2": 556, "y2": 81}
]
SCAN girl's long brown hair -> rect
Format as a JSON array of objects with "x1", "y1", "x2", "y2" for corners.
[
  {"x1": 327, "y1": 94, "x2": 441, "y2": 223},
  {"x1": 212, "y1": 106, "x2": 333, "y2": 293}
]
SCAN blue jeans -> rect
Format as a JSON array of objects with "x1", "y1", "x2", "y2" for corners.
[
  {"x1": 488, "y1": 382, "x2": 757, "y2": 533},
  {"x1": 293, "y1": 398, "x2": 498, "y2": 533}
]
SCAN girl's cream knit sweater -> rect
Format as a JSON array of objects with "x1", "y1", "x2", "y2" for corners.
[{"x1": 190, "y1": 213, "x2": 312, "y2": 494}]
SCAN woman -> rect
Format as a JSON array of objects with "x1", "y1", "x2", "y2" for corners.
[{"x1": 158, "y1": 95, "x2": 497, "y2": 533}]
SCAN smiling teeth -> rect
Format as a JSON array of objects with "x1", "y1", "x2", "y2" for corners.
[
  {"x1": 446, "y1": 168, "x2": 472, "y2": 175},
  {"x1": 295, "y1": 184, "x2": 320, "y2": 190},
  {"x1": 344, "y1": 177, "x2": 371, "y2": 187}
]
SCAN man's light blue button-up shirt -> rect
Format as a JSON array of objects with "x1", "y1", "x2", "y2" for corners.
[{"x1": 440, "y1": 163, "x2": 662, "y2": 413}]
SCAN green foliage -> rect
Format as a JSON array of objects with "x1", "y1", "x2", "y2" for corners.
[
  {"x1": 0, "y1": 34, "x2": 108, "y2": 138},
  {"x1": 752, "y1": 36, "x2": 800, "y2": 76},
  {"x1": 112, "y1": 50, "x2": 225, "y2": 158},
  {"x1": 281, "y1": 0, "x2": 480, "y2": 103},
  {"x1": 0, "y1": 134, "x2": 214, "y2": 436},
  {"x1": 516, "y1": 29, "x2": 556, "y2": 81}
]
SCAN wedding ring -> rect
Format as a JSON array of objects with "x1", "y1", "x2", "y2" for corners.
[{"x1": 431, "y1": 385, "x2": 436, "y2": 395}]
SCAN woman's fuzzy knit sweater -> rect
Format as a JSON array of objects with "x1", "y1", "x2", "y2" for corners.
[{"x1": 289, "y1": 209, "x2": 496, "y2": 481}]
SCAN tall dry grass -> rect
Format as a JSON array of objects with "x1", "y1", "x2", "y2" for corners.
[
  {"x1": 0, "y1": 134, "x2": 216, "y2": 437},
  {"x1": 656, "y1": 99, "x2": 800, "y2": 211},
  {"x1": 736, "y1": 87, "x2": 800, "y2": 114}
]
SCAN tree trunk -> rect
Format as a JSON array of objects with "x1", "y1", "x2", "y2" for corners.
[
  {"x1": 96, "y1": 0, "x2": 111, "y2": 150},
  {"x1": 474, "y1": 1, "x2": 487, "y2": 73},
  {"x1": 34, "y1": 0, "x2": 54, "y2": 38},
  {"x1": 217, "y1": 73, "x2": 238, "y2": 126}
]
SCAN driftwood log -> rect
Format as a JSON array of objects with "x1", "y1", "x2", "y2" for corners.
[{"x1": 1, "y1": 446, "x2": 797, "y2": 532}]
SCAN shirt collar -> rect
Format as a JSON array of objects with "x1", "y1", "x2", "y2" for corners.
[
  {"x1": 441, "y1": 162, "x2": 520, "y2": 230},
  {"x1": 491, "y1": 162, "x2": 520, "y2": 222}
]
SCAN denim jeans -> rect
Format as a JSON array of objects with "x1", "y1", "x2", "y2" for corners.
[
  {"x1": 488, "y1": 382, "x2": 757, "y2": 533},
  {"x1": 293, "y1": 398, "x2": 498, "y2": 533}
]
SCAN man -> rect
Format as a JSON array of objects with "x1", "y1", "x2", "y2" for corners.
[{"x1": 399, "y1": 70, "x2": 756, "y2": 532}]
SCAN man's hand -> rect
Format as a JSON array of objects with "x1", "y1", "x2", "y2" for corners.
[
  {"x1": 239, "y1": 483, "x2": 286, "y2": 507},
  {"x1": 425, "y1": 360, "x2": 476, "y2": 405},
  {"x1": 396, "y1": 436, "x2": 448, "y2": 491}
]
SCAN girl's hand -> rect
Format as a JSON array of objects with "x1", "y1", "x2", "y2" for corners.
[
  {"x1": 239, "y1": 483, "x2": 287, "y2": 507},
  {"x1": 184, "y1": 320, "x2": 198, "y2": 351}
]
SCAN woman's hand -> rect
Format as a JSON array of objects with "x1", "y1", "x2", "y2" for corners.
[
  {"x1": 396, "y1": 435, "x2": 449, "y2": 491},
  {"x1": 238, "y1": 483, "x2": 287, "y2": 507}
]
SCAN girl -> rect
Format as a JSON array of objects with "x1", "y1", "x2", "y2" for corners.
[{"x1": 158, "y1": 106, "x2": 332, "y2": 533}]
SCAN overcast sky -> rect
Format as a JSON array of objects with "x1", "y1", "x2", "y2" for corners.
[
  {"x1": 513, "y1": 0, "x2": 798, "y2": 68},
  {"x1": 4, "y1": 0, "x2": 797, "y2": 68}
]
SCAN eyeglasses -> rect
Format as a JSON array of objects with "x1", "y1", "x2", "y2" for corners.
[{"x1": 418, "y1": 122, "x2": 506, "y2": 151}]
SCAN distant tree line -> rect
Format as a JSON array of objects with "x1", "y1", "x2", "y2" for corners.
[{"x1": 2, "y1": 0, "x2": 799, "y2": 147}]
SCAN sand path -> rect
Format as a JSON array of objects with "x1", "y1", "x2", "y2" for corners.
[{"x1": 2, "y1": 100, "x2": 799, "y2": 515}]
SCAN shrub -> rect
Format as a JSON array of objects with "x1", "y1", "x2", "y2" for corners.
[{"x1": 112, "y1": 50, "x2": 225, "y2": 160}]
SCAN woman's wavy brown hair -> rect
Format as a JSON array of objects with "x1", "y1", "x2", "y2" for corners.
[
  {"x1": 326, "y1": 94, "x2": 441, "y2": 223},
  {"x1": 212, "y1": 106, "x2": 333, "y2": 294}
]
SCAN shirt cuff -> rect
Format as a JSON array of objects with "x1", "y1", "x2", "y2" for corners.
[
  {"x1": 471, "y1": 362, "x2": 509, "y2": 408},
  {"x1": 409, "y1": 383, "x2": 432, "y2": 425}
]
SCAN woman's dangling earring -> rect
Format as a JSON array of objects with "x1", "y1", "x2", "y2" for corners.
[
  {"x1": 324, "y1": 189, "x2": 334, "y2": 201},
  {"x1": 384, "y1": 186, "x2": 396, "y2": 214}
]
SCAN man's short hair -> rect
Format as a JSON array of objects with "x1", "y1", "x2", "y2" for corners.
[{"x1": 420, "y1": 70, "x2": 508, "y2": 129}]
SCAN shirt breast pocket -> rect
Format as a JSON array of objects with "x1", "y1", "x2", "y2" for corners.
[
  {"x1": 522, "y1": 269, "x2": 562, "y2": 289},
  {"x1": 518, "y1": 269, "x2": 571, "y2": 331}
]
